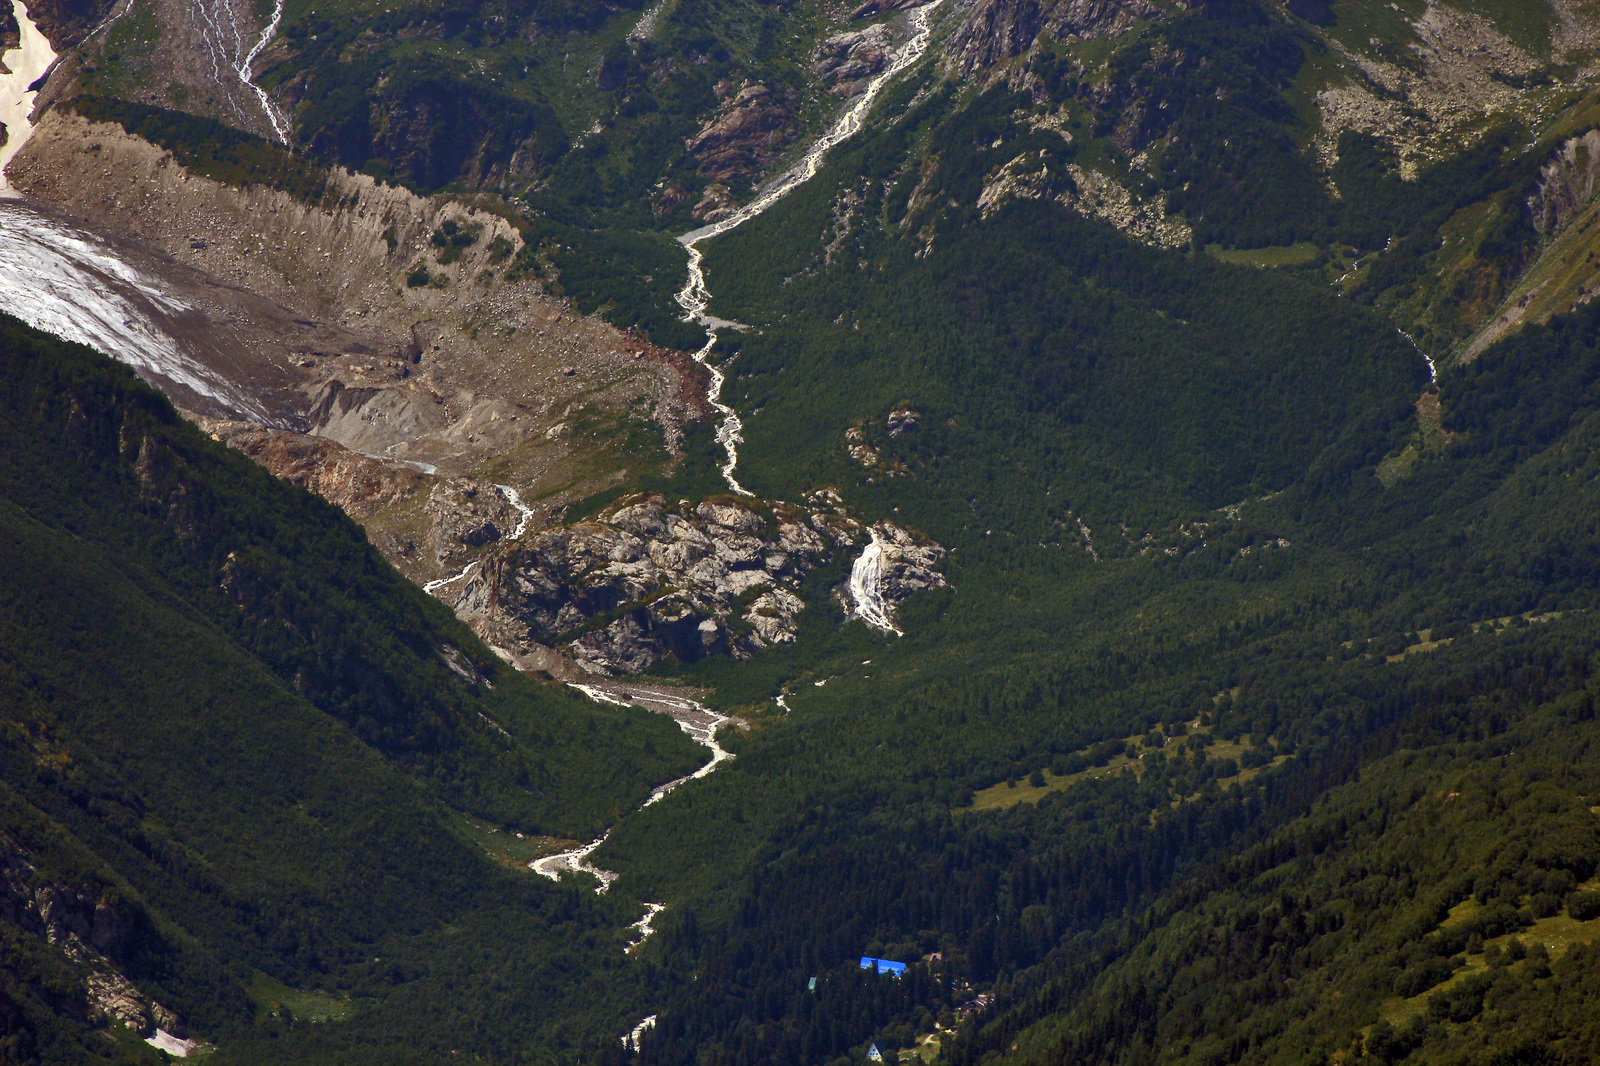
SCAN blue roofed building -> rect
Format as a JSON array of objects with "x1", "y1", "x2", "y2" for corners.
[{"x1": 859, "y1": 956, "x2": 907, "y2": 977}]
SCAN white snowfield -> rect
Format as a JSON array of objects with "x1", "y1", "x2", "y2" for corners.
[{"x1": 0, "y1": 0, "x2": 57, "y2": 193}]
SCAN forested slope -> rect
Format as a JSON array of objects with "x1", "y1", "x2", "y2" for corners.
[
  {"x1": 604, "y1": 290, "x2": 1600, "y2": 1066},
  {"x1": 0, "y1": 316, "x2": 702, "y2": 1063},
  {"x1": 569, "y1": 14, "x2": 1600, "y2": 1064},
  {"x1": 18, "y1": 0, "x2": 1600, "y2": 1062}
]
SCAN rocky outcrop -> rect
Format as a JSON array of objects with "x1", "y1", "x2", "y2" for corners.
[
  {"x1": 948, "y1": 0, "x2": 1160, "y2": 77},
  {"x1": 454, "y1": 495, "x2": 824, "y2": 672},
  {"x1": 201, "y1": 419, "x2": 548, "y2": 586},
  {"x1": 439, "y1": 491, "x2": 945, "y2": 674},
  {"x1": 845, "y1": 426, "x2": 880, "y2": 468},
  {"x1": 976, "y1": 150, "x2": 1191, "y2": 247},
  {"x1": 692, "y1": 182, "x2": 736, "y2": 221},
  {"x1": 1530, "y1": 129, "x2": 1600, "y2": 239},
  {"x1": 685, "y1": 84, "x2": 797, "y2": 184},
  {"x1": 836, "y1": 520, "x2": 948, "y2": 627},
  {"x1": 206, "y1": 417, "x2": 948, "y2": 674},
  {"x1": 1313, "y1": 4, "x2": 1553, "y2": 176},
  {"x1": 886, "y1": 407, "x2": 919, "y2": 435},
  {"x1": 0, "y1": 838, "x2": 190, "y2": 1043},
  {"x1": 18, "y1": 0, "x2": 118, "y2": 51},
  {"x1": 815, "y1": 26, "x2": 890, "y2": 94}
]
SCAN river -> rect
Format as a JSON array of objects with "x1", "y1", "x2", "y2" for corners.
[
  {"x1": 671, "y1": 0, "x2": 948, "y2": 634},
  {"x1": 672, "y1": 0, "x2": 949, "y2": 501},
  {"x1": 0, "y1": 0, "x2": 939, "y2": 981},
  {"x1": 536, "y1": 7, "x2": 952, "y2": 975}
]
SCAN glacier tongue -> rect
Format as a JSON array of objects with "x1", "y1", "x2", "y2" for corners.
[{"x1": 0, "y1": 201, "x2": 270, "y2": 419}]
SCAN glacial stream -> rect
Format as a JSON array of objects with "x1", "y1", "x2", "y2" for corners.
[
  {"x1": 0, "y1": 0, "x2": 942, "y2": 1030},
  {"x1": 539, "y1": 8, "x2": 952, "y2": 990},
  {"x1": 421, "y1": 483, "x2": 536, "y2": 593},
  {"x1": 193, "y1": 0, "x2": 291, "y2": 142},
  {"x1": 532, "y1": 684, "x2": 735, "y2": 894},
  {"x1": 672, "y1": 0, "x2": 947, "y2": 629}
]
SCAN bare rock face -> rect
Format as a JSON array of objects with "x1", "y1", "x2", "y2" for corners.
[
  {"x1": 202, "y1": 420, "x2": 425, "y2": 510},
  {"x1": 202, "y1": 415, "x2": 948, "y2": 674},
  {"x1": 19, "y1": 0, "x2": 118, "y2": 52},
  {"x1": 886, "y1": 407, "x2": 919, "y2": 435},
  {"x1": 440, "y1": 491, "x2": 944, "y2": 675},
  {"x1": 948, "y1": 0, "x2": 1160, "y2": 76},
  {"x1": 0, "y1": 838, "x2": 188, "y2": 1041},
  {"x1": 685, "y1": 84, "x2": 797, "y2": 183},
  {"x1": 873, "y1": 522, "x2": 948, "y2": 599},
  {"x1": 836, "y1": 521, "x2": 949, "y2": 627},
  {"x1": 976, "y1": 151, "x2": 1191, "y2": 247},
  {"x1": 1530, "y1": 129, "x2": 1600, "y2": 239},
  {"x1": 201, "y1": 419, "x2": 535, "y2": 585},
  {"x1": 453, "y1": 494, "x2": 825, "y2": 672},
  {"x1": 693, "y1": 182, "x2": 736, "y2": 221},
  {"x1": 815, "y1": 25, "x2": 891, "y2": 94}
]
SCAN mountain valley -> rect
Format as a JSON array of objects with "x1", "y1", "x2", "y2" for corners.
[{"x1": 8, "y1": 1, "x2": 1600, "y2": 1064}]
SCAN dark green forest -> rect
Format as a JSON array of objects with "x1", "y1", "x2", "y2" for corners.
[
  {"x1": 0, "y1": 319, "x2": 704, "y2": 1063},
  {"x1": 19, "y1": 0, "x2": 1600, "y2": 1061}
]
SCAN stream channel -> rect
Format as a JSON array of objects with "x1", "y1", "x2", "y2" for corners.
[{"x1": 0, "y1": 0, "x2": 948, "y2": 1030}]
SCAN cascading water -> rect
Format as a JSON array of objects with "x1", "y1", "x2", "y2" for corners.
[
  {"x1": 191, "y1": 0, "x2": 291, "y2": 143},
  {"x1": 422, "y1": 483, "x2": 537, "y2": 594},
  {"x1": 534, "y1": 684, "x2": 735, "y2": 957},
  {"x1": 539, "y1": 5, "x2": 954, "y2": 954},
  {"x1": 673, "y1": 0, "x2": 949, "y2": 496},
  {"x1": 848, "y1": 527, "x2": 903, "y2": 635}
]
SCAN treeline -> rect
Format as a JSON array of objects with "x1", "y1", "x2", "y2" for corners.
[{"x1": 67, "y1": 96, "x2": 335, "y2": 203}]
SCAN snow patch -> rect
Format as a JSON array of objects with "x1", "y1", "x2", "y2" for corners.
[
  {"x1": 0, "y1": 0, "x2": 55, "y2": 194},
  {"x1": 145, "y1": 1030, "x2": 199, "y2": 1057}
]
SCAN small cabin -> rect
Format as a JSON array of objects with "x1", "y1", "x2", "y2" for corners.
[{"x1": 859, "y1": 956, "x2": 906, "y2": 977}]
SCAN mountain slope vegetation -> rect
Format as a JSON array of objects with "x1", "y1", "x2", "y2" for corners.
[
  {"x1": 16, "y1": 0, "x2": 1600, "y2": 1063},
  {"x1": 0, "y1": 316, "x2": 702, "y2": 1062}
]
